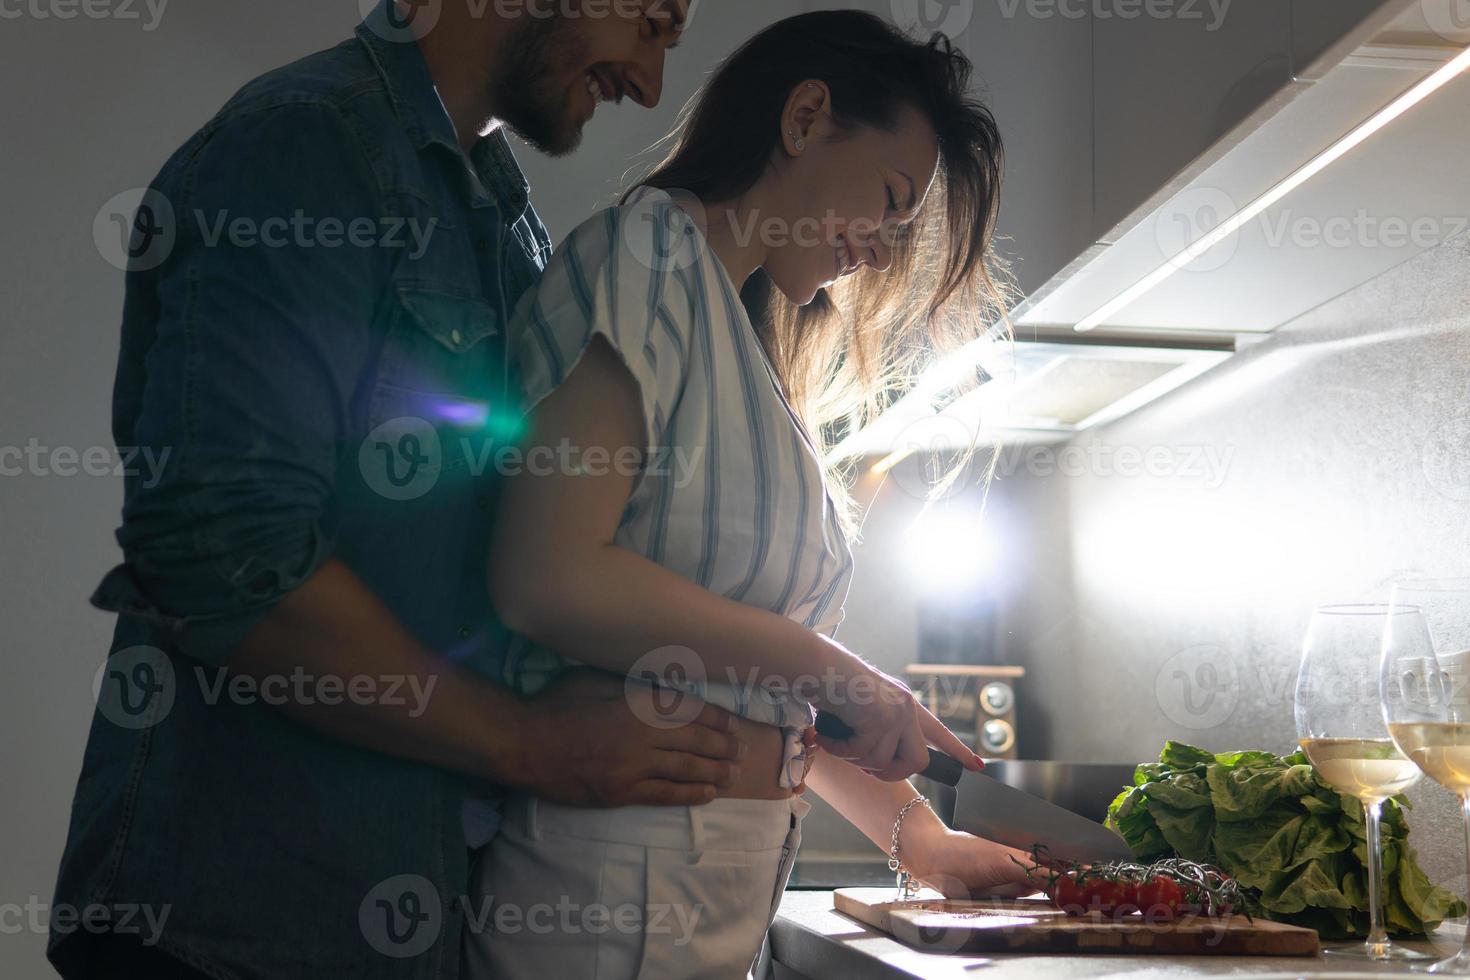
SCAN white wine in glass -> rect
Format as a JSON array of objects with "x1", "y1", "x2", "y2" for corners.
[
  {"x1": 1383, "y1": 581, "x2": 1470, "y2": 974},
  {"x1": 1298, "y1": 736, "x2": 1423, "y2": 800},
  {"x1": 1297, "y1": 604, "x2": 1427, "y2": 961}
]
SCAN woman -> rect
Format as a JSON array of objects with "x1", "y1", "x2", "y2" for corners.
[{"x1": 467, "y1": 11, "x2": 1032, "y2": 978}]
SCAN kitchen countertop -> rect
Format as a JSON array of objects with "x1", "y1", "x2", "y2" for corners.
[{"x1": 770, "y1": 890, "x2": 1464, "y2": 980}]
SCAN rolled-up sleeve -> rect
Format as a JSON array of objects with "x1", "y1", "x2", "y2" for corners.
[{"x1": 100, "y1": 102, "x2": 389, "y2": 666}]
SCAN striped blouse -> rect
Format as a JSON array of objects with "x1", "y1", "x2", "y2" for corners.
[{"x1": 501, "y1": 186, "x2": 855, "y2": 783}]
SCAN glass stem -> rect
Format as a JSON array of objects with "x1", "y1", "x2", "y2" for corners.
[
  {"x1": 1460, "y1": 795, "x2": 1470, "y2": 960},
  {"x1": 1365, "y1": 798, "x2": 1390, "y2": 955}
]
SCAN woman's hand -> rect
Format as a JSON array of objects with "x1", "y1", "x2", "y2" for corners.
[
  {"x1": 904, "y1": 826, "x2": 1040, "y2": 900},
  {"x1": 806, "y1": 634, "x2": 982, "y2": 781}
]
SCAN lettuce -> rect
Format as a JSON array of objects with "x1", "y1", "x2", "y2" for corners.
[{"x1": 1105, "y1": 741, "x2": 1466, "y2": 938}]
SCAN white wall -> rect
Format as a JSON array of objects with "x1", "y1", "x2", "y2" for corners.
[{"x1": 0, "y1": 3, "x2": 795, "y2": 976}]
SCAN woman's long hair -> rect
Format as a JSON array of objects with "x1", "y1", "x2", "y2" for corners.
[{"x1": 628, "y1": 10, "x2": 1013, "y2": 533}]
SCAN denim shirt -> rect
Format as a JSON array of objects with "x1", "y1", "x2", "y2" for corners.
[{"x1": 49, "y1": 4, "x2": 550, "y2": 978}]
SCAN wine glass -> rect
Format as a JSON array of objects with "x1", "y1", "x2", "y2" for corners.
[
  {"x1": 1383, "y1": 581, "x2": 1470, "y2": 973},
  {"x1": 1297, "y1": 604, "x2": 1428, "y2": 960}
]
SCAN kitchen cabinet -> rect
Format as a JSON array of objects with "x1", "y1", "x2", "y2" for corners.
[
  {"x1": 830, "y1": 0, "x2": 1406, "y2": 296},
  {"x1": 1091, "y1": 2, "x2": 1292, "y2": 238},
  {"x1": 807, "y1": 1, "x2": 1401, "y2": 295},
  {"x1": 1292, "y1": 0, "x2": 1400, "y2": 78}
]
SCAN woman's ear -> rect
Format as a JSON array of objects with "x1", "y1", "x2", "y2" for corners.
[{"x1": 781, "y1": 80, "x2": 831, "y2": 157}]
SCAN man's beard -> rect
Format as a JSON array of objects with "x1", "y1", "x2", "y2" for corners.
[{"x1": 490, "y1": 15, "x2": 588, "y2": 157}]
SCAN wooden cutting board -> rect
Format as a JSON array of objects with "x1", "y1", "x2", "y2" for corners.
[{"x1": 834, "y1": 888, "x2": 1320, "y2": 957}]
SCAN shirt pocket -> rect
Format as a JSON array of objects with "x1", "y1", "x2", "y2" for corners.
[{"x1": 363, "y1": 281, "x2": 508, "y2": 492}]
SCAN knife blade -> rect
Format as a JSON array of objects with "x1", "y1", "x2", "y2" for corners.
[
  {"x1": 950, "y1": 770, "x2": 1136, "y2": 865},
  {"x1": 813, "y1": 711, "x2": 965, "y2": 787}
]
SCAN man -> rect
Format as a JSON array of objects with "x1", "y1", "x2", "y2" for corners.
[{"x1": 51, "y1": 1, "x2": 743, "y2": 977}]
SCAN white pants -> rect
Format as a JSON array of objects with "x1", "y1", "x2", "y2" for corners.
[{"x1": 462, "y1": 794, "x2": 809, "y2": 980}]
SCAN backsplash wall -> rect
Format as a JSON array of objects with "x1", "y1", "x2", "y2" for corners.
[{"x1": 998, "y1": 228, "x2": 1470, "y2": 891}]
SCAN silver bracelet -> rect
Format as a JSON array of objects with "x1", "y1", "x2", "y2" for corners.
[{"x1": 887, "y1": 795, "x2": 933, "y2": 899}]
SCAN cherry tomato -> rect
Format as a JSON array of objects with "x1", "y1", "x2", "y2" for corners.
[
  {"x1": 1136, "y1": 875, "x2": 1186, "y2": 922},
  {"x1": 1048, "y1": 872, "x2": 1087, "y2": 916},
  {"x1": 1079, "y1": 878, "x2": 1128, "y2": 916}
]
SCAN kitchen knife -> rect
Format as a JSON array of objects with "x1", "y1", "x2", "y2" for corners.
[
  {"x1": 949, "y1": 770, "x2": 1136, "y2": 865},
  {"x1": 813, "y1": 711, "x2": 965, "y2": 787}
]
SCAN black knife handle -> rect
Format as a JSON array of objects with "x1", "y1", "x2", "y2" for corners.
[{"x1": 814, "y1": 711, "x2": 965, "y2": 787}]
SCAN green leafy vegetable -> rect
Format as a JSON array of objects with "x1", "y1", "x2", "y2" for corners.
[{"x1": 1105, "y1": 741, "x2": 1466, "y2": 938}]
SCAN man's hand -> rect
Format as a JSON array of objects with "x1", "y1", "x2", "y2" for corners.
[
  {"x1": 231, "y1": 561, "x2": 745, "y2": 808},
  {"x1": 506, "y1": 669, "x2": 746, "y2": 807}
]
